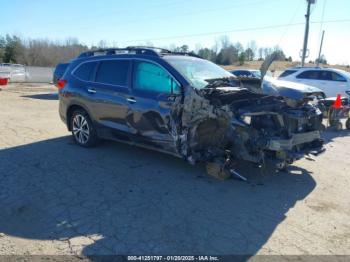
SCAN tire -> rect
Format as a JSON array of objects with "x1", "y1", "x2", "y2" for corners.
[
  {"x1": 346, "y1": 118, "x2": 350, "y2": 130},
  {"x1": 335, "y1": 121, "x2": 343, "y2": 131},
  {"x1": 70, "y1": 109, "x2": 98, "y2": 147}
]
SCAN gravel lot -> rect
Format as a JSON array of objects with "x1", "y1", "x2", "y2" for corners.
[{"x1": 0, "y1": 83, "x2": 350, "y2": 256}]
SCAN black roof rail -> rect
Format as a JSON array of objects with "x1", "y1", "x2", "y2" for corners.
[
  {"x1": 126, "y1": 46, "x2": 172, "y2": 54},
  {"x1": 77, "y1": 46, "x2": 202, "y2": 59},
  {"x1": 77, "y1": 47, "x2": 161, "y2": 58}
]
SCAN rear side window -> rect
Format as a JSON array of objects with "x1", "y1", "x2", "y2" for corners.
[
  {"x1": 296, "y1": 70, "x2": 320, "y2": 80},
  {"x1": 318, "y1": 71, "x2": 332, "y2": 81},
  {"x1": 279, "y1": 70, "x2": 297, "y2": 78},
  {"x1": 74, "y1": 62, "x2": 97, "y2": 81},
  {"x1": 133, "y1": 61, "x2": 180, "y2": 94},
  {"x1": 95, "y1": 60, "x2": 129, "y2": 86}
]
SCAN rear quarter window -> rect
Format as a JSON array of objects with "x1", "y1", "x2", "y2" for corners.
[
  {"x1": 73, "y1": 62, "x2": 97, "y2": 81},
  {"x1": 331, "y1": 72, "x2": 347, "y2": 82}
]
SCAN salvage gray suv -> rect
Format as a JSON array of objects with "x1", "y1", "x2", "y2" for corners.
[{"x1": 57, "y1": 47, "x2": 324, "y2": 179}]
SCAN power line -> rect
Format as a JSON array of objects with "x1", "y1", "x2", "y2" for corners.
[
  {"x1": 115, "y1": 19, "x2": 350, "y2": 44},
  {"x1": 277, "y1": 0, "x2": 304, "y2": 46},
  {"x1": 318, "y1": 0, "x2": 327, "y2": 43}
]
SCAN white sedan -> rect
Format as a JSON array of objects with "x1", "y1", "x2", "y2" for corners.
[{"x1": 278, "y1": 67, "x2": 350, "y2": 98}]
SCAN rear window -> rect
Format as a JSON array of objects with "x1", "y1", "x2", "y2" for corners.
[
  {"x1": 74, "y1": 62, "x2": 97, "y2": 81},
  {"x1": 279, "y1": 70, "x2": 297, "y2": 78},
  {"x1": 95, "y1": 60, "x2": 129, "y2": 86},
  {"x1": 55, "y1": 64, "x2": 68, "y2": 76}
]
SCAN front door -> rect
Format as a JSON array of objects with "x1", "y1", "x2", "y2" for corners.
[{"x1": 128, "y1": 60, "x2": 182, "y2": 153}]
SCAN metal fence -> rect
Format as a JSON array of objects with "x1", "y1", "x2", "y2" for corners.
[
  {"x1": 25, "y1": 66, "x2": 54, "y2": 83},
  {"x1": 0, "y1": 65, "x2": 53, "y2": 83}
]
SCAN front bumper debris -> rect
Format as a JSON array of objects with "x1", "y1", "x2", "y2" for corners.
[{"x1": 266, "y1": 131, "x2": 321, "y2": 151}]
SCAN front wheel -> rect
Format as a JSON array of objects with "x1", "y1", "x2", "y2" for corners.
[
  {"x1": 346, "y1": 118, "x2": 350, "y2": 130},
  {"x1": 71, "y1": 109, "x2": 98, "y2": 147}
]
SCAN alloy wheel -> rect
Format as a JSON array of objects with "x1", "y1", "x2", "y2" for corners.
[{"x1": 72, "y1": 114, "x2": 90, "y2": 144}]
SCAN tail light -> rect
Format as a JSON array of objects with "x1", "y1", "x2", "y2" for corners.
[
  {"x1": 0, "y1": 78, "x2": 9, "y2": 86},
  {"x1": 56, "y1": 79, "x2": 67, "y2": 89}
]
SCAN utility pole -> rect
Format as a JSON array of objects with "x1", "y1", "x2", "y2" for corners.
[
  {"x1": 301, "y1": 0, "x2": 316, "y2": 67},
  {"x1": 316, "y1": 30, "x2": 325, "y2": 66}
]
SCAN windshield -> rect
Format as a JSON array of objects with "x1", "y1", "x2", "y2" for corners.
[{"x1": 164, "y1": 56, "x2": 235, "y2": 89}]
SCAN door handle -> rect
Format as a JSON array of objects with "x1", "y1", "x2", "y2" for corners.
[
  {"x1": 127, "y1": 97, "x2": 137, "y2": 103},
  {"x1": 87, "y1": 88, "x2": 96, "y2": 94}
]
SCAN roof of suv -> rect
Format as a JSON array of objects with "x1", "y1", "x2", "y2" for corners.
[{"x1": 76, "y1": 46, "x2": 201, "y2": 60}]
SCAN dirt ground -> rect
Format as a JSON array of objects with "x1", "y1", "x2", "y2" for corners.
[{"x1": 0, "y1": 83, "x2": 350, "y2": 256}]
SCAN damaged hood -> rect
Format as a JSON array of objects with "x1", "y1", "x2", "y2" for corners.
[{"x1": 262, "y1": 76, "x2": 325, "y2": 100}]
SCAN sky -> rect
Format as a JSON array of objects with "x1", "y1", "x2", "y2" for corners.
[{"x1": 1, "y1": 0, "x2": 350, "y2": 64}]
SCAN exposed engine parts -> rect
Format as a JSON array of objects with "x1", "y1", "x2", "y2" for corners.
[{"x1": 174, "y1": 83, "x2": 324, "y2": 178}]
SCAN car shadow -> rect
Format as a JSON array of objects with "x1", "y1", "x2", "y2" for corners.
[
  {"x1": 321, "y1": 128, "x2": 350, "y2": 145},
  {"x1": 0, "y1": 136, "x2": 316, "y2": 255},
  {"x1": 21, "y1": 93, "x2": 58, "y2": 100}
]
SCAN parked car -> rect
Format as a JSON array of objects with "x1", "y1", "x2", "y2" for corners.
[
  {"x1": 230, "y1": 69, "x2": 326, "y2": 105},
  {"x1": 0, "y1": 63, "x2": 28, "y2": 82},
  {"x1": 230, "y1": 69, "x2": 261, "y2": 79},
  {"x1": 262, "y1": 76, "x2": 325, "y2": 103},
  {"x1": 58, "y1": 47, "x2": 324, "y2": 178},
  {"x1": 53, "y1": 62, "x2": 69, "y2": 85},
  {"x1": 278, "y1": 67, "x2": 350, "y2": 98}
]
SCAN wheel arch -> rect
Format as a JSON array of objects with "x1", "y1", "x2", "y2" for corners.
[{"x1": 66, "y1": 104, "x2": 91, "y2": 131}]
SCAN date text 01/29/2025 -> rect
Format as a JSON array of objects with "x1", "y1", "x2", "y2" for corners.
[{"x1": 127, "y1": 256, "x2": 219, "y2": 261}]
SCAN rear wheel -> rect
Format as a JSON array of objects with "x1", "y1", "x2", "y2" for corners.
[
  {"x1": 70, "y1": 109, "x2": 98, "y2": 147},
  {"x1": 335, "y1": 121, "x2": 343, "y2": 131}
]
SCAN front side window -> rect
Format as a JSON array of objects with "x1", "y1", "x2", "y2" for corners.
[
  {"x1": 133, "y1": 61, "x2": 180, "y2": 94},
  {"x1": 74, "y1": 61, "x2": 97, "y2": 82},
  {"x1": 95, "y1": 60, "x2": 129, "y2": 86}
]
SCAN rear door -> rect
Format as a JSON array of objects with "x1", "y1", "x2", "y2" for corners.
[
  {"x1": 80, "y1": 59, "x2": 134, "y2": 138},
  {"x1": 128, "y1": 59, "x2": 182, "y2": 153}
]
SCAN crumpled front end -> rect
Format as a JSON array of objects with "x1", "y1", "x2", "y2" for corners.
[
  {"x1": 176, "y1": 86, "x2": 324, "y2": 170},
  {"x1": 231, "y1": 99, "x2": 324, "y2": 168}
]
